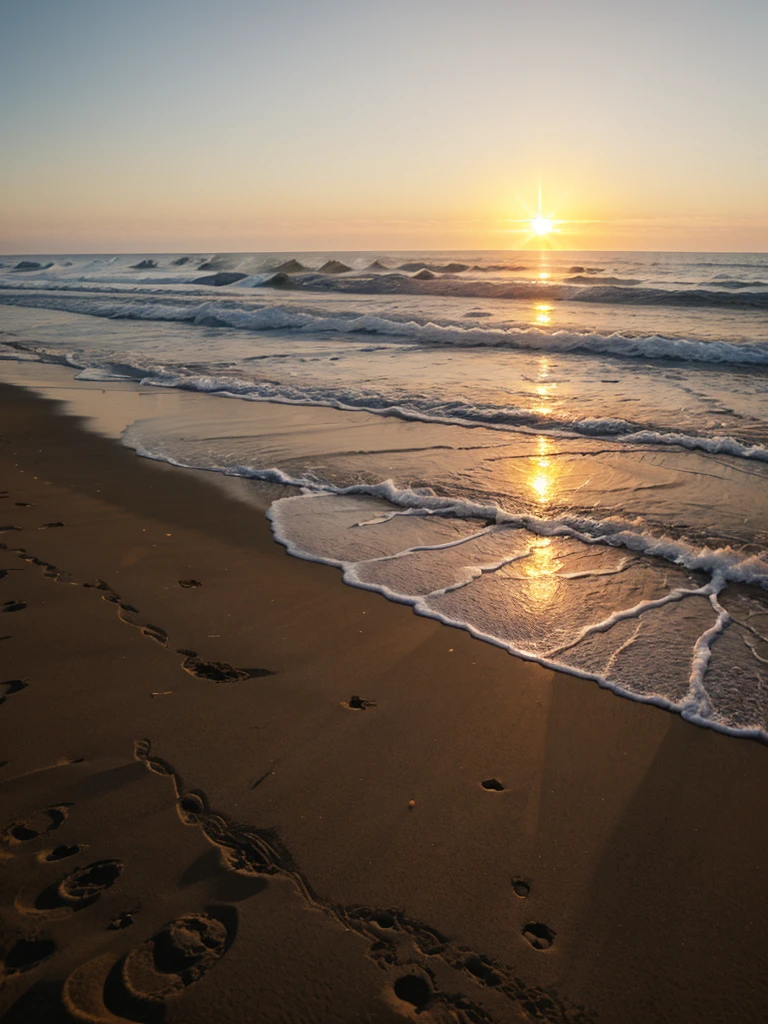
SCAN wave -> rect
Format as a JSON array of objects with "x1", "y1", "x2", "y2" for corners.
[
  {"x1": 564, "y1": 275, "x2": 642, "y2": 285},
  {"x1": 709, "y1": 278, "x2": 768, "y2": 290},
  {"x1": 0, "y1": 273, "x2": 204, "y2": 289},
  {"x1": 397, "y1": 262, "x2": 471, "y2": 273},
  {"x1": 260, "y1": 272, "x2": 768, "y2": 309},
  {"x1": 2, "y1": 291, "x2": 768, "y2": 367},
  {"x1": 5, "y1": 265, "x2": 768, "y2": 310},
  {"x1": 142, "y1": 375, "x2": 768, "y2": 461},
  {"x1": 691, "y1": 260, "x2": 768, "y2": 269},
  {"x1": 39, "y1": 351, "x2": 760, "y2": 463},
  {"x1": 121, "y1": 430, "x2": 768, "y2": 588},
  {"x1": 121, "y1": 435, "x2": 768, "y2": 742}
]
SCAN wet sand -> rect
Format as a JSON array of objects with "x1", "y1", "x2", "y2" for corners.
[{"x1": 1, "y1": 374, "x2": 767, "y2": 1023}]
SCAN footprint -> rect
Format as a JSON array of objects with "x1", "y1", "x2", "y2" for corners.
[
  {"x1": 39, "y1": 844, "x2": 83, "y2": 863},
  {"x1": 371, "y1": 910, "x2": 396, "y2": 928},
  {"x1": 2, "y1": 804, "x2": 72, "y2": 845},
  {"x1": 125, "y1": 740, "x2": 585, "y2": 1023},
  {"x1": 25, "y1": 859, "x2": 123, "y2": 915},
  {"x1": 1, "y1": 600, "x2": 26, "y2": 613},
  {"x1": 108, "y1": 912, "x2": 135, "y2": 931},
  {"x1": 82, "y1": 579, "x2": 113, "y2": 592},
  {"x1": 343, "y1": 695, "x2": 376, "y2": 710},
  {"x1": 0, "y1": 679, "x2": 28, "y2": 706},
  {"x1": 511, "y1": 878, "x2": 530, "y2": 898},
  {"x1": 178, "y1": 579, "x2": 202, "y2": 588},
  {"x1": 141, "y1": 624, "x2": 168, "y2": 647},
  {"x1": 133, "y1": 739, "x2": 181, "y2": 788},
  {"x1": 110, "y1": 600, "x2": 173, "y2": 649},
  {"x1": 18, "y1": 556, "x2": 66, "y2": 581},
  {"x1": 117, "y1": 909, "x2": 236, "y2": 1008},
  {"x1": 463, "y1": 953, "x2": 502, "y2": 987},
  {"x1": 64, "y1": 910, "x2": 236, "y2": 1024},
  {"x1": 480, "y1": 778, "x2": 504, "y2": 792},
  {"x1": 177, "y1": 793, "x2": 206, "y2": 821},
  {"x1": 392, "y1": 974, "x2": 433, "y2": 1011},
  {"x1": 177, "y1": 649, "x2": 272, "y2": 683},
  {"x1": 523, "y1": 922, "x2": 555, "y2": 950},
  {"x1": 1, "y1": 937, "x2": 56, "y2": 977}
]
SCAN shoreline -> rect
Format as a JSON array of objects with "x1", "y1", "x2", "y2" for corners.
[
  {"x1": 1, "y1": 374, "x2": 768, "y2": 1023},
  {"x1": 5, "y1": 359, "x2": 766, "y2": 744}
]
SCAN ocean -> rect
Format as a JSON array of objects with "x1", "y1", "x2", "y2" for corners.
[{"x1": 1, "y1": 249, "x2": 767, "y2": 741}]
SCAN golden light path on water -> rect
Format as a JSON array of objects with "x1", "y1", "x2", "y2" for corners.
[
  {"x1": 531, "y1": 355, "x2": 556, "y2": 418},
  {"x1": 523, "y1": 344, "x2": 562, "y2": 605},
  {"x1": 534, "y1": 303, "x2": 553, "y2": 326},
  {"x1": 524, "y1": 435, "x2": 562, "y2": 603},
  {"x1": 529, "y1": 435, "x2": 557, "y2": 503},
  {"x1": 524, "y1": 537, "x2": 559, "y2": 605}
]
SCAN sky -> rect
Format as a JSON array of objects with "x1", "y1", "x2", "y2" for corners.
[{"x1": 1, "y1": 0, "x2": 766, "y2": 253}]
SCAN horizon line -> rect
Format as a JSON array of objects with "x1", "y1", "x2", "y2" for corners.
[{"x1": 2, "y1": 247, "x2": 767, "y2": 257}]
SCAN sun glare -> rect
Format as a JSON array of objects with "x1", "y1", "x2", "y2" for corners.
[
  {"x1": 530, "y1": 216, "x2": 553, "y2": 237},
  {"x1": 507, "y1": 184, "x2": 566, "y2": 247}
]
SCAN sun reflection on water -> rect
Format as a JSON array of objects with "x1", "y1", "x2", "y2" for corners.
[
  {"x1": 529, "y1": 357, "x2": 557, "y2": 418},
  {"x1": 522, "y1": 536, "x2": 561, "y2": 604},
  {"x1": 534, "y1": 303, "x2": 553, "y2": 326},
  {"x1": 528, "y1": 436, "x2": 558, "y2": 505}
]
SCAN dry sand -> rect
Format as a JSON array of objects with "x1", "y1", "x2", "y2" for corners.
[{"x1": 1, "y1": 376, "x2": 767, "y2": 1023}]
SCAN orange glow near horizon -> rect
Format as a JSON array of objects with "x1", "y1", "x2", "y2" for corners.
[
  {"x1": 3, "y1": 175, "x2": 765, "y2": 252},
  {"x1": 509, "y1": 184, "x2": 567, "y2": 249}
]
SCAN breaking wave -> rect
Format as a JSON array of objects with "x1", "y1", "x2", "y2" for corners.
[
  {"x1": 48, "y1": 357, "x2": 766, "y2": 463},
  {"x1": 3, "y1": 266, "x2": 768, "y2": 310},
  {"x1": 2, "y1": 291, "x2": 768, "y2": 366}
]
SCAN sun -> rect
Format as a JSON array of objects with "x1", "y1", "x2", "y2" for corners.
[
  {"x1": 530, "y1": 215, "x2": 554, "y2": 237},
  {"x1": 506, "y1": 185, "x2": 566, "y2": 247}
]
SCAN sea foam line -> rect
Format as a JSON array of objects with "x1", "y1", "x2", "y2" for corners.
[
  {"x1": 120, "y1": 434, "x2": 768, "y2": 741},
  {"x1": 7, "y1": 347, "x2": 754, "y2": 464},
  {"x1": 2, "y1": 289, "x2": 768, "y2": 365},
  {"x1": 121, "y1": 432, "x2": 768, "y2": 589},
  {"x1": 267, "y1": 493, "x2": 765, "y2": 743},
  {"x1": 127, "y1": 369, "x2": 768, "y2": 465}
]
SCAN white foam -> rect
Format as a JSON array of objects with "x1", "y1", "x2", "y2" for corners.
[
  {"x1": 123, "y1": 429, "x2": 768, "y2": 592},
  {"x1": 264, "y1": 492, "x2": 768, "y2": 742},
  {"x1": 122, "y1": 432, "x2": 768, "y2": 740},
  {"x1": 117, "y1": 369, "x2": 768, "y2": 466},
  {"x1": 3, "y1": 291, "x2": 768, "y2": 365},
  {"x1": 74, "y1": 367, "x2": 135, "y2": 382},
  {"x1": 681, "y1": 592, "x2": 731, "y2": 724}
]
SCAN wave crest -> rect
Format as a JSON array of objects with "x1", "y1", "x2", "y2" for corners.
[{"x1": 2, "y1": 291, "x2": 767, "y2": 367}]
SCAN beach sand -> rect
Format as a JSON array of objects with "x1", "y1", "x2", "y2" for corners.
[{"x1": 1, "y1": 374, "x2": 767, "y2": 1023}]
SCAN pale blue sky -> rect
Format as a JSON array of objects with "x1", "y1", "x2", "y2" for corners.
[{"x1": 2, "y1": 0, "x2": 766, "y2": 251}]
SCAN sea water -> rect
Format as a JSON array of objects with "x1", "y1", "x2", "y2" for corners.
[{"x1": 1, "y1": 249, "x2": 767, "y2": 739}]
